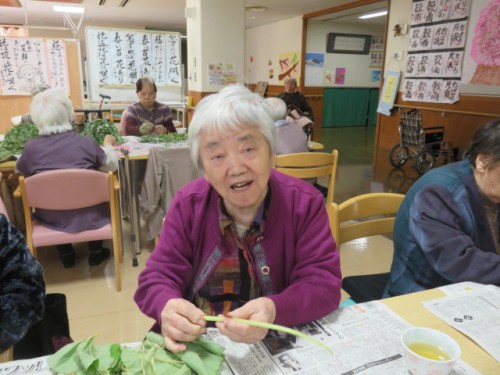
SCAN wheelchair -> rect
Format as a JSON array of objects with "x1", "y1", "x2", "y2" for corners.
[{"x1": 389, "y1": 110, "x2": 453, "y2": 174}]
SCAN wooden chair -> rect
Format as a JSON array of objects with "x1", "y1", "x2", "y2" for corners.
[
  {"x1": 19, "y1": 169, "x2": 123, "y2": 291},
  {"x1": 0, "y1": 347, "x2": 13, "y2": 363},
  {"x1": 275, "y1": 149, "x2": 338, "y2": 205},
  {"x1": 328, "y1": 192, "x2": 405, "y2": 302}
]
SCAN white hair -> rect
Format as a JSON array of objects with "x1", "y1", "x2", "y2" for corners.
[
  {"x1": 265, "y1": 97, "x2": 287, "y2": 121},
  {"x1": 30, "y1": 88, "x2": 74, "y2": 136},
  {"x1": 188, "y1": 84, "x2": 277, "y2": 170}
]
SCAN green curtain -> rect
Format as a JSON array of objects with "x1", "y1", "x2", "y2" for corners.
[{"x1": 322, "y1": 88, "x2": 378, "y2": 127}]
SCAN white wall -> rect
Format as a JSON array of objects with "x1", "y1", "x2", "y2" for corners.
[
  {"x1": 187, "y1": 0, "x2": 245, "y2": 92},
  {"x1": 245, "y1": 17, "x2": 303, "y2": 86},
  {"x1": 307, "y1": 20, "x2": 385, "y2": 88}
]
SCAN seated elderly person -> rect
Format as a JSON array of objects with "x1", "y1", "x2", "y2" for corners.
[
  {"x1": 384, "y1": 119, "x2": 500, "y2": 297},
  {"x1": 124, "y1": 77, "x2": 176, "y2": 136},
  {"x1": 134, "y1": 84, "x2": 341, "y2": 352},
  {"x1": 276, "y1": 77, "x2": 314, "y2": 121},
  {"x1": 265, "y1": 97, "x2": 309, "y2": 155},
  {"x1": 11, "y1": 84, "x2": 51, "y2": 125},
  {"x1": 0, "y1": 213, "x2": 45, "y2": 354},
  {"x1": 16, "y1": 88, "x2": 118, "y2": 269}
]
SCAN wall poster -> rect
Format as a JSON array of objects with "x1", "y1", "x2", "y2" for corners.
[
  {"x1": 403, "y1": 0, "x2": 470, "y2": 103},
  {"x1": 305, "y1": 53, "x2": 324, "y2": 86},
  {"x1": 207, "y1": 63, "x2": 238, "y2": 86},
  {"x1": 378, "y1": 70, "x2": 401, "y2": 116},
  {"x1": 278, "y1": 51, "x2": 300, "y2": 82},
  {"x1": 0, "y1": 37, "x2": 70, "y2": 95}
]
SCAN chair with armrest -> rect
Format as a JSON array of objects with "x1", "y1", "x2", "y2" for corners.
[
  {"x1": 19, "y1": 169, "x2": 123, "y2": 291},
  {"x1": 275, "y1": 149, "x2": 338, "y2": 205},
  {"x1": 328, "y1": 192, "x2": 405, "y2": 303}
]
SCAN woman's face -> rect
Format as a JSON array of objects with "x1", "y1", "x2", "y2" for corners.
[
  {"x1": 137, "y1": 82, "x2": 156, "y2": 109},
  {"x1": 475, "y1": 155, "x2": 500, "y2": 204},
  {"x1": 199, "y1": 125, "x2": 274, "y2": 216}
]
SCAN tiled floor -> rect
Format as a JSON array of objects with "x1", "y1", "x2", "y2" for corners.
[{"x1": 37, "y1": 126, "x2": 412, "y2": 345}]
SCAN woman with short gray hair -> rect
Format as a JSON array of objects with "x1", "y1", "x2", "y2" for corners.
[
  {"x1": 16, "y1": 88, "x2": 118, "y2": 268},
  {"x1": 135, "y1": 84, "x2": 341, "y2": 353}
]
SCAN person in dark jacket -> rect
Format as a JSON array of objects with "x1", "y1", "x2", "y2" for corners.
[
  {"x1": 276, "y1": 77, "x2": 314, "y2": 121},
  {"x1": 385, "y1": 119, "x2": 500, "y2": 297},
  {"x1": 0, "y1": 214, "x2": 45, "y2": 354}
]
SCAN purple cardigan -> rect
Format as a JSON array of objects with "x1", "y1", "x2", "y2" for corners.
[{"x1": 135, "y1": 170, "x2": 342, "y2": 329}]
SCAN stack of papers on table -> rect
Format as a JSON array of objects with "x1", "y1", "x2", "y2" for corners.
[{"x1": 424, "y1": 283, "x2": 500, "y2": 361}]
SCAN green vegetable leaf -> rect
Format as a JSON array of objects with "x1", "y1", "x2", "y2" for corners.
[
  {"x1": 139, "y1": 132, "x2": 188, "y2": 145},
  {"x1": 81, "y1": 119, "x2": 124, "y2": 145}
]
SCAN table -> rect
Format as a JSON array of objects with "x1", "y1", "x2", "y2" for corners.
[
  {"x1": 0, "y1": 285, "x2": 497, "y2": 374},
  {"x1": 308, "y1": 140, "x2": 324, "y2": 151},
  {"x1": 383, "y1": 287, "x2": 497, "y2": 374}
]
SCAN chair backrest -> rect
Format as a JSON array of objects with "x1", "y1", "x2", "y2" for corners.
[
  {"x1": 275, "y1": 149, "x2": 338, "y2": 205},
  {"x1": 21, "y1": 169, "x2": 110, "y2": 211},
  {"x1": 0, "y1": 346, "x2": 13, "y2": 363},
  {"x1": 0, "y1": 174, "x2": 8, "y2": 220},
  {"x1": 328, "y1": 192, "x2": 405, "y2": 244}
]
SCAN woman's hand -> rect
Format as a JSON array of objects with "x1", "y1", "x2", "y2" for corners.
[
  {"x1": 139, "y1": 121, "x2": 154, "y2": 135},
  {"x1": 160, "y1": 298, "x2": 207, "y2": 353},
  {"x1": 102, "y1": 135, "x2": 116, "y2": 147},
  {"x1": 154, "y1": 125, "x2": 167, "y2": 135},
  {"x1": 215, "y1": 297, "x2": 276, "y2": 344}
]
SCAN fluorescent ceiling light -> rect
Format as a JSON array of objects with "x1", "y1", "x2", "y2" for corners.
[
  {"x1": 53, "y1": 6, "x2": 85, "y2": 14},
  {"x1": 358, "y1": 10, "x2": 387, "y2": 19}
]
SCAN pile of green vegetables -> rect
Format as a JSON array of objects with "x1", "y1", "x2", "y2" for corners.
[
  {"x1": 139, "y1": 132, "x2": 188, "y2": 145},
  {"x1": 81, "y1": 119, "x2": 124, "y2": 145},
  {"x1": 47, "y1": 332, "x2": 225, "y2": 375},
  {"x1": 0, "y1": 122, "x2": 39, "y2": 161}
]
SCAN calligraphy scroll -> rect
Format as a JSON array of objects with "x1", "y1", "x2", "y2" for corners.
[
  {"x1": 0, "y1": 37, "x2": 69, "y2": 95},
  {"x1": 92, "y1": 30, "x2": 181, "y2": 86},
  {"x1": 86, "y1": 27, "x2": 182, "y2": 103}
]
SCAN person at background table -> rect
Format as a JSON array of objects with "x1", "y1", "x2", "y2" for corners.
[
  {"x1": 11, "y1": 84, "x2": 50, "y2": 125},
  {"x1": 124, "y1": 77, "x2": 176, "y2": 136},
  {"x1": 134, "y1": 84, "x2": 341, "y2": 353},
  {"x1": 15, "y1": 88, "x2": 119, "y2": 269},
  {"x1": 0, "y1": 213, "x2": 45, "y2": 354},
  {"x1": 384, "y1": 119, "x2": 500, "y2": 297},
  {"x1": 265, "y1": 97, "x2": 309, "y2": 156},
  {"x1": 276, "y1": 77, "x2": 314, "y2": 121}
]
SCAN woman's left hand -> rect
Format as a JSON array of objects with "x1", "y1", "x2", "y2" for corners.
[
  {"x1": 154, "y1": 125, "x2": 167, "y2": 135},
  {"x1": 215, "y1": 297, "x2": 276, "y2": 344}
]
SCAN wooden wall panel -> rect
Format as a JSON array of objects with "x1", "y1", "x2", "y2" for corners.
[{"x1": 373, "y1": 93, "x2": 500, "y2": 178}]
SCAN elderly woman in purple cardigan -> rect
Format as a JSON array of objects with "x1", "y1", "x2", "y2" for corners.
[{"x1": 134, "y1": 84, "x2": 341, "y2": 353}]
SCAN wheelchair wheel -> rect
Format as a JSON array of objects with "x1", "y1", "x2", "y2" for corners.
[
  {"x1": 389, "y1": 144, "x2": 409, "y2": 167},
  {"x1": 414, "y1": 149, "x2": 435, "y2": 174}
]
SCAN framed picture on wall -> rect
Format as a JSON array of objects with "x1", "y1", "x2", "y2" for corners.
[{"x1": 327, "y1": 33, "x2": 372, "y2": 54}]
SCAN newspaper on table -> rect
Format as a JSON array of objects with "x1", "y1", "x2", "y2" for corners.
[
  {"x1": 0, "y1": 302, "x2": 481, "y2": 375},
  {"x1": 423, "y1": 284, "x2": 500, "y2": 361},
  {"x1": 208, "y1": 302, "x2": 480, "y2": 375}
]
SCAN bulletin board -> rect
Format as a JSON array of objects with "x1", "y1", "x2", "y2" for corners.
[
  {"x1": 0, "y1": 38, "x2": 83, "y2": 134},
  {"x1": 85, "y1": 27, "x2": 183, "y2": 104}
]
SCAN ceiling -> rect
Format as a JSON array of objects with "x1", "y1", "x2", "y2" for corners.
[{"x1": 0, "y1": 0, "x2": 387, "y2": 35}]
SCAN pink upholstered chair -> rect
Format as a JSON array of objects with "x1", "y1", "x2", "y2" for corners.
[
  {"x1": 19, "y1": 169, "x2": 123, "y2": 291},
  {"x1": 0, "y1": 175, "x2": 8, "y2": 220}
]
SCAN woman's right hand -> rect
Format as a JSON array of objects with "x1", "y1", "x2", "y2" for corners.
[
  {"x1": 139, "y1": 121, "x2": 155, "y2": 135},
  {"x1": 102, "y1": 134, "x2": 116, "y2": 147},
  {"x1": 160, "y1": 298, "x2": 207, "y2": 353}
]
